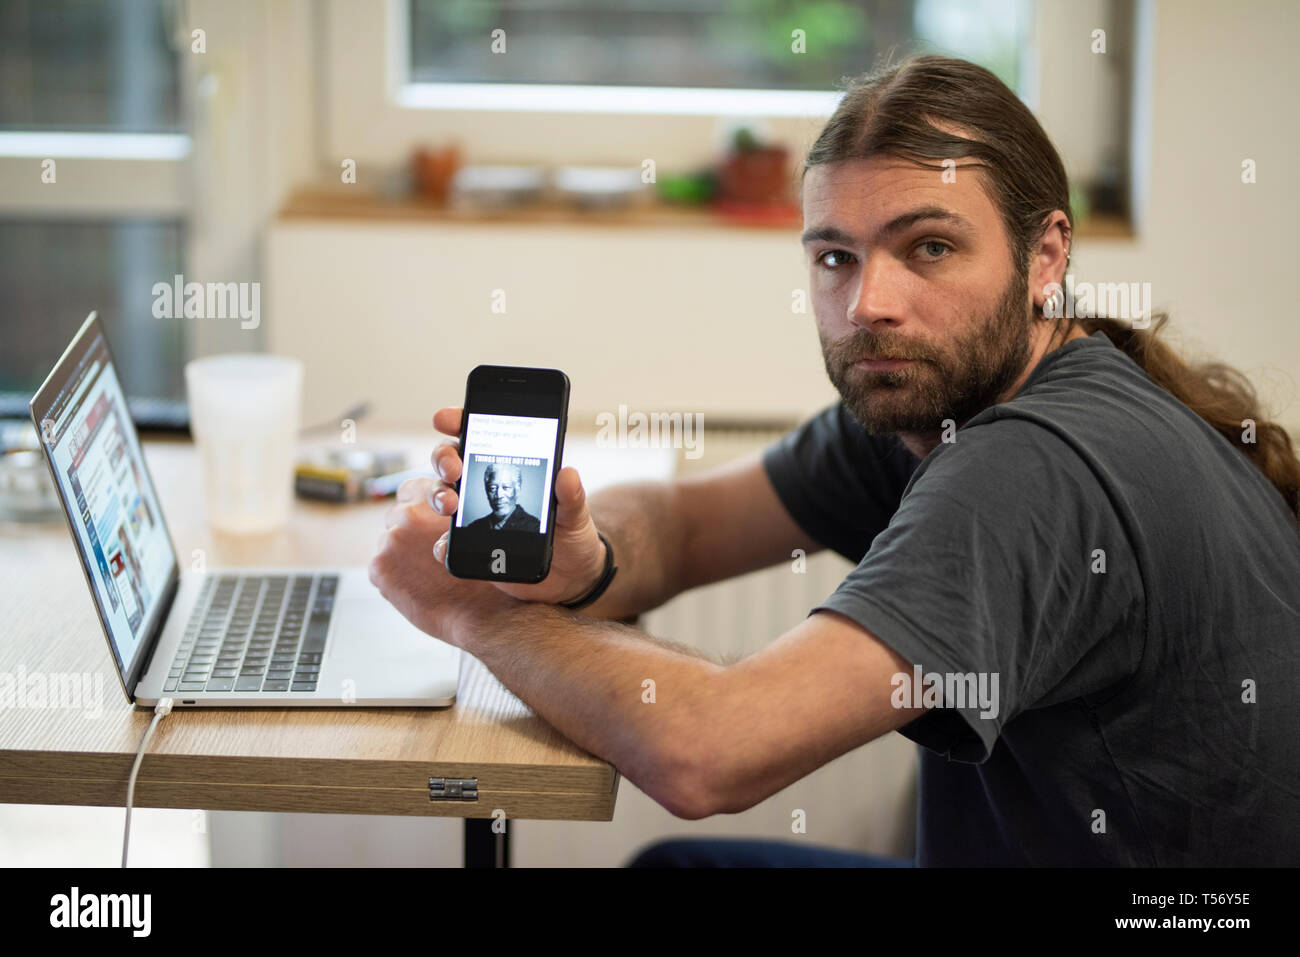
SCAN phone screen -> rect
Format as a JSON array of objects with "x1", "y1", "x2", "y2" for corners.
[
  {"x1": 447, "y1": 367, "x2": 568, "y2": 583},
  {"x1": 455, "y1": 413, "x2": 558, "y2": 534}
]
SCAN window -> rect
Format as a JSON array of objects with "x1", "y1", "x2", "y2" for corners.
[
  {"x1": 408, "y1": 0, "x2": 1027, "y2": 93},
  {"x1": 395, "y1": 0, "x2": 1137, "y2": 229},
  {"x1": 0, "y1": 0, "x2": 189, "y2": 412},
  {"x1": 0, "y1": 219, "x2": 186, "y2": 400},
  {"x1": 0, "y1": 0, "x2": 183, "y2": 132}
]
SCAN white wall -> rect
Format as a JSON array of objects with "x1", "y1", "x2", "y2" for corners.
[
  {"x1": 266, "y1": 220, "x2": 838, "y2": 428},
  {"x1": 1074, "y1": 0, "x2": 1300, "y2": 434},
  {"x1": 185, "y1": 0, "x2": 321, "y2": 357}
]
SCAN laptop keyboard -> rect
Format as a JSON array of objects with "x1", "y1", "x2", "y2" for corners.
[{"x1": 164, "y1": 574, "x2": 337, "y2": 693}]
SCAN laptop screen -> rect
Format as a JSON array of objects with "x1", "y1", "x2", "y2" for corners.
[{"x1": 31, "y1": 314, "x2": 178, "y2": 687}]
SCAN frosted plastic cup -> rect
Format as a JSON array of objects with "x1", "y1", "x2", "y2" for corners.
[{"x1": 185, "y1": 354, "x2": 302, "y2": 534}]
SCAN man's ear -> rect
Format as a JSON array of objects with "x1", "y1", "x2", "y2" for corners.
[{"x1": 1028, "y1": 210, "x2": 1072, "y2": 310}]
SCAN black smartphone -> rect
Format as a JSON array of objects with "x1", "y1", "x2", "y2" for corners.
[{"x1": 446, "y1": 365, "x2": 570, "y2": 583}]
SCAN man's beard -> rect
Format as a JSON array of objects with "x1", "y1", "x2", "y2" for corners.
[{"x1": 820, "y1": 271, "x2": 1033, "y2": 436}]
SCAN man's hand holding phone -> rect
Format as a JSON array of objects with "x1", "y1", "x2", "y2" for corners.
[{"x1": 428, "y1": 407, "x2": 608, "y2": 606}]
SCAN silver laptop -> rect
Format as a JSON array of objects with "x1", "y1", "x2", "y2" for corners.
[{"x1": 30, "y1": 312, "x2": 460, "y2": 708}]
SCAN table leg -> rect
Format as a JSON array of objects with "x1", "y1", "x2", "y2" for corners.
[{"x1": 464, "y1": 817, "x2": 510, "y2": 868}]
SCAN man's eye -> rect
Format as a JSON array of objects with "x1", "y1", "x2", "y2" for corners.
[
  {"x1": 817, "y1": 249, "x2": 855, "y2": 268},
  {"x1": 916, "y1": 239, "x2": 952, "y2": 261}
]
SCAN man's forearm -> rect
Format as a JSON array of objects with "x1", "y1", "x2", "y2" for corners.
[
  {"x1": 579, "y1": 481, "x2": 687, "y2": 619},
  {"x1": 453, "y1": 595, "x2": 723, "y2": 819}
]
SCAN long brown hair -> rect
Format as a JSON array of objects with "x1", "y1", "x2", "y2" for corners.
[{"x1": 805, "y1": 54, "x2": 1300, "y2": 521}]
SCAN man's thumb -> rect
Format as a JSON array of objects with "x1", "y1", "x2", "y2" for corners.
[{"x1": 552, "y1": 467, "x2": 590, "y2": 528}]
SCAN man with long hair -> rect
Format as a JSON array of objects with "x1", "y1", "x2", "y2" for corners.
[{"x1": 371, "y1": 56, "x2": 1300, "y2": 866}]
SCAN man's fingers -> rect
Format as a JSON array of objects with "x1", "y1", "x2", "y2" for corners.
[
  {"x1": 429, "y1": 486, "x2": 457, "y2": 516},
  {"x1": 383, "y1": 503, "x2": 408, "y2": 529},
  {"x1": 396, "y1": 476, "x2": 437, "y2": 504},
  {"x1": 391, "y1": 476, "x2": 458, "y2": 524},
  {"x1": 433, "y1": 407, "x2": 463, "y2": 438},
  {"x1": 430, "y1": 441, "x2": 463, "y2": 484}
]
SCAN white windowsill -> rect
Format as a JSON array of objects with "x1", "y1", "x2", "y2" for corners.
[
  {"x1": 395, "y1": 82, "x2": 841, "y2": 118},
  {"x1": 0, "y1": 132, "x2": 191, "y2": 161}
]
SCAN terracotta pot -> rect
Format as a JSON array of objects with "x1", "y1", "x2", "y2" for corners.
[
  {"x1": 412, "y1": 145, "x2": 461, "y2": 203},
  {"x1": 718, "y1": 146, "x2": 790, "y2": 205}
]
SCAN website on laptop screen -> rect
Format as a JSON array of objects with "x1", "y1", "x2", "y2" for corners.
[{"x1": 39, "y1": 331, "x2": 176, "y2": 675}]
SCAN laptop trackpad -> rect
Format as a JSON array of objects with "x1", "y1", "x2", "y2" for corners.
[{"x1": 325, "y1": 599, "x2": 460, "y2": 702}]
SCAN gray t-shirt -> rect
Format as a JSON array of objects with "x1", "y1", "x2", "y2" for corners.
[{"x1": 762, "y1": 331, "x2": 1300, "y2": 865}]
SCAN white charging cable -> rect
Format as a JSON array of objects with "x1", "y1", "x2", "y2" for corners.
[{"x1": 122, "y1": 697, "x2": 174, "y2": 868}]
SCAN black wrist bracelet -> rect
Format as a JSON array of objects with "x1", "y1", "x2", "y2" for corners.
[{"x1": 558, "y1": 530, "x2": 618, "y2": 610}]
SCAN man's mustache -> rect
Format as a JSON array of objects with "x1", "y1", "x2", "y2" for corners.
[{"x1": 827, "y1": 332, "x2": 933, "y2": 364}]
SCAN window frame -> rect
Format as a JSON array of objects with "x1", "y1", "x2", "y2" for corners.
[
  {"x1": 0, "y1": 0, "x2": 193, "y2": 217},
  {"x1": 324, "y1": 0, "x2": 1149, "y2": 240},
  {"x1": 326, "y1": 0, "x2": 1037, "y2": 171},
  {"x1": 0, "y1": 0, "x2": 196, "y2": 402},
  {"x1": 395, "y1": 0, "x2": 844, "y2": 119}
]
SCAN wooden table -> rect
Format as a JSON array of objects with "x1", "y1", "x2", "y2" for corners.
[{"x1": 0, "y1": 429, "x2": 676, "y2": 866}]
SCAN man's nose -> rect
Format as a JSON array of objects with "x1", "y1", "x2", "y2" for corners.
[{"x1": 848, "y1": 254, "x2": 909, "y2": 329}]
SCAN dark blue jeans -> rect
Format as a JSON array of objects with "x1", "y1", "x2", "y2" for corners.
[{"x1": 626, "y1": 837, "x2": 914, "y2": 868}]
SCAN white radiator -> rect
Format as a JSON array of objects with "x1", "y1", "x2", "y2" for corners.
[{"x1": 642, "y1": 422, "x2": 870, "y2": 659}]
